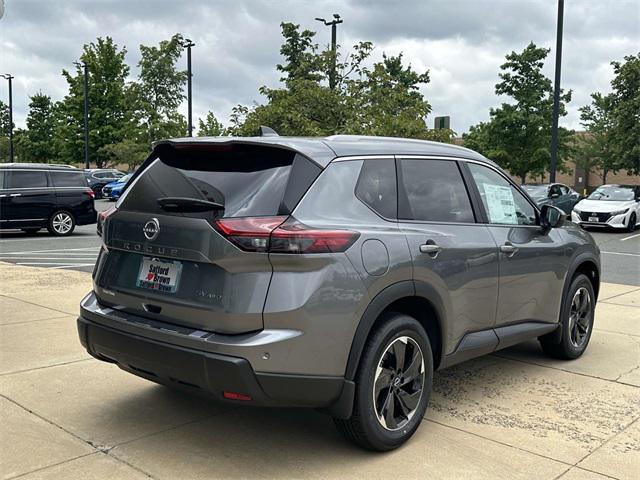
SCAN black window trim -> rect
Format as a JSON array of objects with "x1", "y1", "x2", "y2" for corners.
[
  {"x1": 1, "y1": 168, "x2": 52, "y2": 190},
  {"x1": 353, "y1": 156, "x2": 399, "y2": 222},
  {"x1": 459, "y1": 159, "x2": 542, "y2": 229},
  {"x1": 394, "y1": 155, "x2": 479, "y2": 226}
]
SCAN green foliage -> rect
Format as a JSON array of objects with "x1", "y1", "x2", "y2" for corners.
[
  {"x1": 463, "y1": 42, "x2": 573, "y2": 183},
  {"x1": 197, "y1": 111, "x2": 225, "y2": 136},
  {"x1": 578, "y1": 93, "x2": 619, "y2": 183},
  {"x1": 0, "y1": 100, "x2": 10, "y2": 162},
  {"x1": 229, "y1": 23, "x2": 451, "y2": 141},
  {"x1": 131, "y1": 34, "x2": 188, "y2": 145},
  {"x1": 21, "y1": 92, "x2": 57, "y2": 162},
  {"x1": 99, "y1": 139, "x2": 149, "y2": 171},
  {"x1": 608, "y1": 53, "x2": 640, "y2": 174},
  {"x1": 57, "y1": 37, "x2": 132, "y2": 167}
]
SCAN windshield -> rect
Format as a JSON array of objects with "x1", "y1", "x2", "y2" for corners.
[
  {"x1": 588, "y1": 186, "x2": 635, "y2": 201},
  {"x1": 522, "y1": 185, "x2": 548, "y2": 196}
]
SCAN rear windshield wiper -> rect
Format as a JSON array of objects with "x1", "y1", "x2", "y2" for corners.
[{"x1": 157, "y1": 197, "x2": 224, "y2": 213}]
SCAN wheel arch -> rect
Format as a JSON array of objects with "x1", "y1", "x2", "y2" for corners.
[{"x1": 344, "y1": 280, "x2": 447, "y2": 382}]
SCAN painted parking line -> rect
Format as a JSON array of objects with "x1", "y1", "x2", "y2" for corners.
[
  {"x1": 621, "y1": 233, "x2": 640, "y2": 241},
  {"x1": 601, "y1": 251, "x2": 640, "y2": 257},
  {"x1": 0, "y1": 247, "x2": 99, "y2": 254}
]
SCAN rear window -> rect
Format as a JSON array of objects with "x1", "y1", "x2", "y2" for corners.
[
  {"x1": 6, "y1": 170, "x2": 48, "y2": 188},
  {"x1": 51, "y1": 170, "x2": 87, "y2": 187},
  {"x1": 119, "y1": 144, "x2": 318, "y2": 218}
]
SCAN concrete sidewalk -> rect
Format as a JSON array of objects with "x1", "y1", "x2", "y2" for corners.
[{"x1": 1, "y1": 262, "x2": 638, "y2": 480}]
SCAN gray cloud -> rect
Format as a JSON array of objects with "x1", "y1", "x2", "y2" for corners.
[{"x1": 1, "y1": 0, "x2": 638, "y2": 135}]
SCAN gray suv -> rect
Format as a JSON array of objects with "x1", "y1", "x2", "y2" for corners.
[{"x1": 78, "y1": 135, "x2": 600, "y2": 451}]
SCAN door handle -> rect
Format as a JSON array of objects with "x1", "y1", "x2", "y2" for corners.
[
  {"x1": 419, "y1": 242, "x2": 442, "y2": 256},
  {"x1": 500, "y1": 243, "x2": 518, "y2": 257}
]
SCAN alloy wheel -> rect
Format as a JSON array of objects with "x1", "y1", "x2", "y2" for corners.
[
  {"x1": 52, "y1": 212, "x2": 73, "y2": 234},
  {"x1": 569, "y1": 287, "x2": 591, "y2": 348},
  {"x1": 373, "y1": 336, "x2": 425, "y2": 431}
]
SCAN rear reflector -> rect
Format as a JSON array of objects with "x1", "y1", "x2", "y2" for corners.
[
  {"x1": 213, "y1": 216, "x2": 359, "y2": 254},
  {"x1": 223, "y1": 391, "x2": 252, "y2": 401}
]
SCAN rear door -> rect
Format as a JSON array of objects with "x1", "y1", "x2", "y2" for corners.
[
  {"x1": 96, "y1": 144, "x2": 320, "y2": 334},
  {"x1": 2, "y1": 169, "x2": 56, "y2": 228},
  {"x1": 396, "y1": 157, "x2": 500, "y2": 356}
]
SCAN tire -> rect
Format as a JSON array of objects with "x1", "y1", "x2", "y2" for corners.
[
  {"x1": 540, "y1": 273, "x2": 595, "y2": 360},
  {"x1": 333, "y1": 312, "x2": 433, "y2": 451},
  {"x1": 21, "y1": 228, "x2": 40, "y2": 234},
  {"x1": 47, "y1": 210, "x2": 76, "y2": 236},
  {"x1": 627, "y1": 213, "x2": 637, "y2": 233}
]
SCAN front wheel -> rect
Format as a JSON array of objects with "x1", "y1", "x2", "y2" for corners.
[
  {"x1": 333, "y1": 313, "x2": 433, "y2": 451},
  {"x1": 47, "y1": 210, "x2": 76, "y2": 236},
  {"x1": 627, "y1": 213, "x2": 637, "y2": 233},
  {"x1": 540, "y1": 274, "x2": 595, "y2": 359}
]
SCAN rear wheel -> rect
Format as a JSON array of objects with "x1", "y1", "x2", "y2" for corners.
[
  {"x1": 540, "y1": 274, "x2": 595, "y2": 359},
  {"x1": 627, "y1": 213, "x2": 637, "y2": 233},
  {"x1": 333, "y1": 313, "x2": 433, "y2": 451},
  {"x1": 47, "y1": 210, "x2": 76, "y2": 236}
]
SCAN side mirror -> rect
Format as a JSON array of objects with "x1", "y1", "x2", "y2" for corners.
[{"x1": 540, "y1": 204, "x2": 565, "y2": 230}]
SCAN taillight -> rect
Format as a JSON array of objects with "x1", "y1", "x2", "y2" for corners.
[
  {"x1": 214, "y1": 216, "x2": 287, "y2": 252},
  {"x1": 213, "y1": 216, "x2": 359, "y2": 254},
  {"x1": 86, "y1": 188, "x2": 95, "y2": 198},
  {"x1": 97, "y1": 206, "x2": 117, "y2": 237}
]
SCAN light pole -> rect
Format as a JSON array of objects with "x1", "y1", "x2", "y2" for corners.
[
  {"x1": 2, "y1": 73, "x2": 14, "y2": 162},
  {"x1": 183, "y1": 38, "x2": 195, "y2": 137},
  {"x1": 315, "y1": 14, "x2": 343, "y2": 90},
  {"x1": 74, "y1": 62, "x2": 90, "y2": 168},
  {"x1": 549, "y1": 0, "x2": 564, "y2": 183}
]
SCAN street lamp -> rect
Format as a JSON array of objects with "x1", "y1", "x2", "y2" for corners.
[
  {"x1": 549, "y1": 0, "x2": 564, "y2": 183},
  {"x1": 315, "y1": 14, "x2": 343, "y2": 90},
  {"x1": 74, "y1": 62, "x2": 90, "y2": 169},
  {"x1": 2, "y1": 73, "x2": 14, "y2": 163},
  {"x1": 183, "y1": 38, "x2": 195, "y2": 137}
]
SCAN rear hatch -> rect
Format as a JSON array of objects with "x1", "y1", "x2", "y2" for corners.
[{"x1": 95, "y1": 142, "x2": 321, "y2": 334}]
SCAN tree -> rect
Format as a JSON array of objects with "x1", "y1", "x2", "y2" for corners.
[
  {"x1": 197, "y1": 111, "x2": 224, "y2": 136},
  {"x1": 22, "y1": 92, "x2": 57, "y2": 162},
  {"x1": 229, "y1": 23, "x2": 452, "y2": 141},
  {"x1": 578, "y1": 93, "x2": 618, "y2": 184},
  {"x1": 131, "y1": 34, "x2": 188, "y2": 145},
  {"x1": 57, "y1": 37, "x2": 132, "y2": 167},
  {"x1": 608, "y1": 53, "x2": 640, "y2": 175},
  {"x1": 0, "y1": 100, "x2": 10, "y2": 162},
  {"x1": 99, "y1": 139, "x2": 149, "y2": 171},
  {"x1": 463, "y1": 42, "x2": 573, "y2": 183}
]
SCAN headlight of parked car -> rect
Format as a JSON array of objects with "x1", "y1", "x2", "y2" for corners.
[
  {"x1": 573, "y1": 207, "x2": 582, "y2": 214},
  {"x1": 610, "y1": 208, "x2": 629, "y2": 216}
]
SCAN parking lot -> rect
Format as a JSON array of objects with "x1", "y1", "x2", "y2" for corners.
[{"x1": 1, "y1": 200, "x2": 639, "y2": 479}]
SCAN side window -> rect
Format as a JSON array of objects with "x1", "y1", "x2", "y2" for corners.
[
  {"x1": 398, "y1": 159, "x2": 475, "y2": 223},
  {"x1": 468, "y1": 163, "x2": 537, "y2": 226},
  {"x1": 355, "y1": 159, "x2": 397, "y2": 219},
  {"x1": 559, "y1": 185, "x2": 569, "y2": 195},
  {"x1": 7, "y1": 170, "x2": 48, "y2": 189},
  {"x1": 0, "y1": 171, "x2": 4, "y2": 189},
  {"x1": 51, "y1": 171, "x2": 86, "y2": 187},
  {"x1": 549, "y1": 185, "x2": 562, "y2": 197}
]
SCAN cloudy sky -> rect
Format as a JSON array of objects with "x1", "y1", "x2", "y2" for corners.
[{"x1": 1, "y1": 0, "x2": 638, "y2": 134}]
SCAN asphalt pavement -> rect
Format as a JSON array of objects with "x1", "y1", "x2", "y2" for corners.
[{"x1": 0, "y1": 199, "x2": 638, "y2": 284}]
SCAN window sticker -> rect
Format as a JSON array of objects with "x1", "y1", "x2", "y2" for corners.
[{"x1": 484, "y1": 184, "x2": 517, "y2": 224}]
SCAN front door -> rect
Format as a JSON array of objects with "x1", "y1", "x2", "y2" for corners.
[
  {"x1": 465, "y1": 163, "x2": 570, "y2": 326},
  {"x1": 396, "y1": 157, "x2": 500, "y2": 356}
]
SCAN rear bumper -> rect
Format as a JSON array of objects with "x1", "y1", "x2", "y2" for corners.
[{"x1": 77, "y1": 313, "x2": 354, "y2": 417}]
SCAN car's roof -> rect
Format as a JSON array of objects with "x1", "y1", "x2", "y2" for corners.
[
  {"x1": 155, "y1": 135, "x2": 492, "y2": 168},
  {"x1": 0, "y1": 163, "x2": 80, "y2": 171}
]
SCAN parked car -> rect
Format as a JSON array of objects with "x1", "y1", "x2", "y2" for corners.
[
  {"x1": 571, "y1": 184, "x2": 640, "y2": 232},
  {"x1": 84, "y1": 169, "x2": 125, "y2": 198},
  {"x1": 0, "y1": 163, "x2": 97, "y2": 235},
  {"x1": 522, "y1": 183, "x2": 581, "y2": 214},
  {"x1": 79, "y1": 135, "x2": 600, "y2": 451},
  {"x1": 101, "y1": 173, "x2": 132, "y2": 200}
]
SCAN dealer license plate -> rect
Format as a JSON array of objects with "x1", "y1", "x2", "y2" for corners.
[{"x1": 136, "y1": 257, "x2": 182, "y2": 293}]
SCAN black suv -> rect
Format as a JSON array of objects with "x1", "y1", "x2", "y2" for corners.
[{"x1": 0, "y1": 164, "x2": 97, "y2": 235}]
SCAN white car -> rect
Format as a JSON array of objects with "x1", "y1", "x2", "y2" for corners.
[{"x1": 571, "y1": 184, "x2": 640, "y2": 232}]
